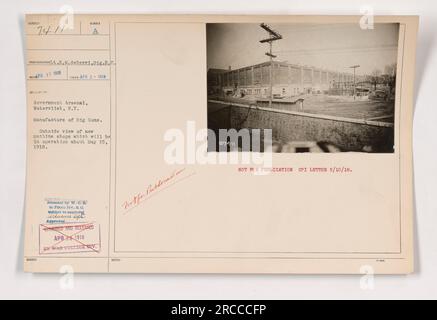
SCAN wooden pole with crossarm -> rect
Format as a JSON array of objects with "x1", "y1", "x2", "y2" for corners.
[{"x1": 260, "y1": 23, "x2": 282, "y2": 108}]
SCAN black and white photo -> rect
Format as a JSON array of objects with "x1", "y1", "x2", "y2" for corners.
[{"x1": 207, "y1": 23, "x2": 399, "y2": 153}]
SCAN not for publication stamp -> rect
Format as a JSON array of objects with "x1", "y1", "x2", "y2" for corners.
[{"x1": 39, "y1": 222, "x2": 101, "y2": 254}]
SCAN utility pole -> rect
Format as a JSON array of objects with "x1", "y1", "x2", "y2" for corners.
[
  {"x1": 260, "y1": 23, "x2": 282, "y2": 108},
  {"x1": 349, "y1": 65, "x2": 360, "y2": 100}
]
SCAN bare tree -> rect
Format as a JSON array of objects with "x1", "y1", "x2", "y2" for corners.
[
  {"x1": 383, "y1": 63, "x2": 397, "y2": 94},
  {"x1": 368, "y1": 69, "x2": 382, "y2": 90},
  {"x1": 384, "y1": 63, "x2": 396, "y2": 76}
]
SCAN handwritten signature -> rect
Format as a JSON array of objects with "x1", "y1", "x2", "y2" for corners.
[{"x1": 121, "y1": 168, "x2": 192, "y2": 214}]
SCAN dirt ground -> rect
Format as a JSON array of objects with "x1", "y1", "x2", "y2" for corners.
[
  {"x1": 298, "y1": 95, "x2": 394, "y2": 123},
  {"x1": 208, "y1": 94, "x2": 394, "y2": 123}
]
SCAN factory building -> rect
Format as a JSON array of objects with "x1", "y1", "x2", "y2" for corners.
[{"x1": 207, "y1": 61, "x2": 365, "y2": 98}]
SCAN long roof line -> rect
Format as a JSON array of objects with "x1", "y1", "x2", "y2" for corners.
[{"x1": 219, "y1": 61, "x2": 360, "y2": 77}]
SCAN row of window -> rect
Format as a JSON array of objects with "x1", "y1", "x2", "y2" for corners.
[
  {"x1": 243, "y1": 87, "x2": 303, "y2": 95},
  {"x1": 245, "y1": 88, "x2": 264, "y2": 95},
  {"x1": 222, "y1": 71, "x2": 354, "y2": 87}
]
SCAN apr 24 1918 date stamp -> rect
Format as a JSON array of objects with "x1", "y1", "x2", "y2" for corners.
[{"x1": 39, "y1": 222, "x2": 101, "y2": 254}]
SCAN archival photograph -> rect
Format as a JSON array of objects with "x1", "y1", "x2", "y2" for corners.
[{"x1": 207, "y1": 23, "x2": 399, "y2": 153}]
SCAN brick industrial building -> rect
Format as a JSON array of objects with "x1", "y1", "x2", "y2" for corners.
[{"x1": 207, "y1": 61, "x2": 366, "y2": 98}]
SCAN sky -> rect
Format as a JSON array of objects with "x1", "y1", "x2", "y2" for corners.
[{"x1": 207, "y1": 23, "x2": 399, "y2": 75}]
